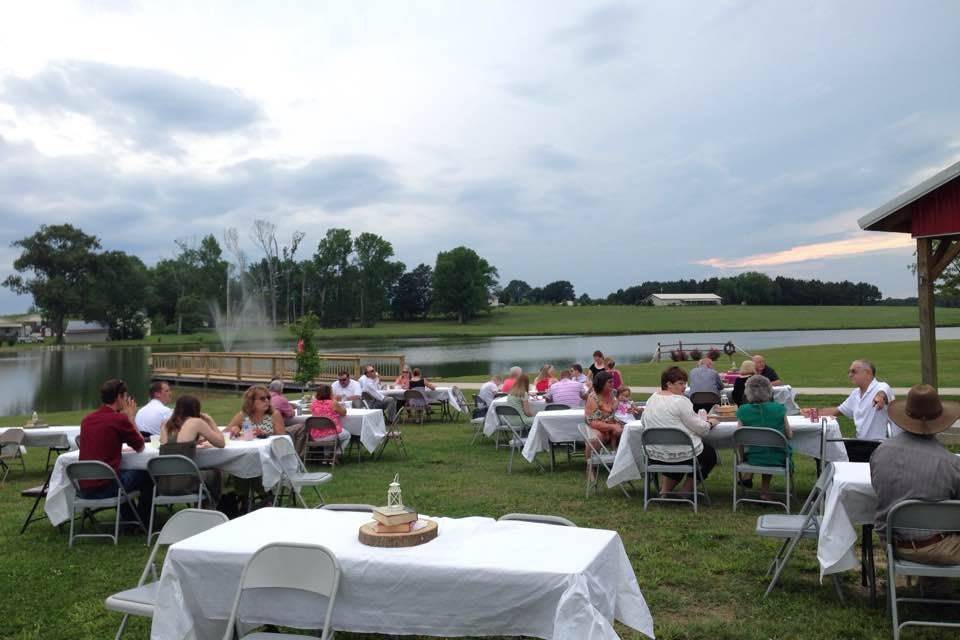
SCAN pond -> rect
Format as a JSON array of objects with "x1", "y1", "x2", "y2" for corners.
[{"x1": 3, "y1": 326, "x2": 959, "y2": 416}]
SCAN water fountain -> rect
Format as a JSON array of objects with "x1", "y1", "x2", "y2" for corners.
[{"x1": 209, "y1": 292, "x2": 269, "y2": 352}]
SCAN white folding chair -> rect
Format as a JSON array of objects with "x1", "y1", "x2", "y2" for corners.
[
  {"x1": 0, "y1": 428, "x2": 26, "y2": 482},
  {"x1": 756, "y1": 464, "x2": 843, "y2": 599},
  {"x1": 145, "y1": 454, "x2": 214, "y2": 542},
  {"x1": 886, "y1": 500, "x2": 960, "y2": 640},
  {"x1": 496, "y1": 406, "x2": 542, "y2": 474},
  {"x1": 732, "y1": 427, "x2": 793, "y2": 513},
  {"x1": 302, "y1": 417, "x2": 342, "y2": 467},
  {"x1": 499, "y1": 513, "x2": 577, "y2": 527},
  {"x1": 577, "y1": 423, "x2": 630, "y2": 498},
  {"x1": 640, "y1": 427, "x2": 710, "y2": 513},
  {"x1": 321, "y1": 503, "x2": 375, "y2": 513},
  {"x1": 65, "y1": 461, "x2": 146, "y2": 547},
  {"x1": 271, "y1": 437, "x2": 332, "y2": 509},
  {"x1": 221, "y1": 542, "x2": 341, "y2": 640},
  {"x1": 105, "y1": 509, "x2": 228, "y2": 639}
]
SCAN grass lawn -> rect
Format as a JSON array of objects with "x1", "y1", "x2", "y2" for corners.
[
  {"x1": 7, "y1": 305, "x2": 960, "y2": 349},
  {"x1": 446, "y1": 339, "x2": 960, "y2": 389},
  {"x1": 1, "y1": 391, "x2": 957, "y2": 639}
]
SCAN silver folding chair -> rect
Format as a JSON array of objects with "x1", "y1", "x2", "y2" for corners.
[
  {"x1": 222, "y1": 542, "x2": 341, "y2": 640},
  {"x1": 496, "y1": 407, "x2": 542, "y2": 474},
  {"x1": 640, "y1": 427, "x2": 710, "y2": 513},
  {"x1": 499, "y1": 513, "x2": 577, "y2": 527},
  {"x1": 321, "y1": 503, "x2": 375, "y2": 513},
  {"x1": 733, "y1": 427, "x2": 793, "y2": 513},
  {"x1": 0, "y1": 428, "x2": 26, "y2": 482},
  {"x1": 886, "y1": 499, "x2": 960, "y2": 640},
  {"x1": 271, "y1": 437, "x2": 332, "y2": 508},
  {"x1": 577, "y1": 423, "x2": 630, "y2": 498},
  {"x1": 145, "y1": 454, "x2": 214, "y2": 543},
  {"x1": 65, "y1": 460, "x2": 145, "y2": 546},
  {"x1": 105, "y1": 509, "x2": 228, "y2": 639},
  {"x1": 493, "y1": 405, "x2": 527, "y2": 451},
  {"x1": 302, "y1": 417, "x2": 342, "y2": 467}
]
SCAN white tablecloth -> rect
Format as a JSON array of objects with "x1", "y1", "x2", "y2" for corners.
[
  {"x1": 686, "y1": 385, "x2": 799, "y2": 414},
  {"x1": 0, "y1": 425, "x2": 80, "y2": 450},
  {"x1": 150, "y1": 508, "x2": 654, "y2": 640},
  {"x1": 382, "y1": 386, "x2": 465, "y2": 413},
  {"x1": 606, "y1": 416, "x2": 847, "y2": 488},
  {"x1": 522, "y1": 409, "x2": 586, "y2": 462},
  {"x1": 818, "y1": 462, "x2": 877, "y2": 577},
  {"x1": 44, "y1": 436, "x2": 294, "y2": 526},
  {"x1": 482, "y1": 396, "x2": 548, "y2": 437},
  {"x1": 342, "y1": 408, "x2": 386, "y2": 453}
]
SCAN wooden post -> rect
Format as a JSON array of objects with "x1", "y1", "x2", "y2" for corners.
[{"x1": 916, "y1": 237, "x2": 937, "y2": 387}]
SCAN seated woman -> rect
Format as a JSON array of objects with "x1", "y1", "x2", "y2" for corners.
[
  {"x1": 393, "y1": 367, "x2": 412, "y2": 390},
  {"x1": 605, "y1": 357, "x2": 624, "y2": 390},
  {"x1": 406, "y1": 367, "x2": 436, "y2": 412},
  {"x1": 309, "y1": 383, "x2": 351, "y2": 449},
  {"x1": 731, "y1": 359, "x2": 755, "y2": 406},
  {"x1": 583, "y1": 372, "x2": 624, "y2": 470},
  {"x1": 642, "y1": 366, "x2": 719, "y2": 496},
  {"x1": 736, "y1": 374, "x2": 792, "y2": 501},
  {"x1": 227, "y1": 385, "x2": 286, "y2": 438},
  {"x1": 503, "y1": 374, "x2": 536, "y2": 428},
  {"x1": 159, "y1": 395, "x2": 225, "y2": 499},
  {"x1": 534, "y1": 364, "x2": 558, "y2": 393}
]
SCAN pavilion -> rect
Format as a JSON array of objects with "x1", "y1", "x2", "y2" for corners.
[{"x1": 858, "y1": 159, "x2": 960, "y2": 387}]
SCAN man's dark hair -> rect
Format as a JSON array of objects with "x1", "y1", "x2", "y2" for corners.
[
  {"x1": 572, "y1": 363, "x2": 583, "y2": 373},
  {"x1": 338, "y1": 370, "x2": 349, "y2": 377},
  {"x1": 149, "y1": 380, "x2": 168, "y2": 398},
  {"x1": 101, "y1": 378, "x2": 128, "y2": 405},
  {"x1": 660, "y1": 366, "x2": 688, "y2": 390}
]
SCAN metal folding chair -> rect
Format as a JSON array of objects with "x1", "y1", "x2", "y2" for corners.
[
  {"x1": 401, "y1": 389, "x2": 429, "y2": 424},
  {"x1": 493, "y1": 405, "x2": 528, "y2": 451},
  {"x1": 577, "y1": 423, "x2": 630, "y2": 498},
  {"x1": 689, "y1": 391, "x2": 721, "y2": 413},
  {"x1": 65, "y1": 461, "x2": 146, "y2": 546},
  {"x1": 499, "y1": 513, "x2": 577, "y2": 527},
  {"x1": 732, "y1": 427, "x2": 793, "y2": 513},
  {"x1": 0, "y1": 428, "x2": 26, "y2": 482},
  {"x1": 145, "y1": 454, "x2": 214, "y2": 543},
  {"x1": 321, "y1": 503, "x2": 375, "y2": 513},
  {"x1": 886, "y1": 500, "x2": 960, "y2": 640},
  {"x1": 500, "y1": 411, "x2": 543, "y2": 474},
  {"x1": 271, "y1": 437, "x2": 332, "y2": 508},
  {"x1": 302, "y1": 417, "x2": 342, "y2": 467},
  {"x1": 640, "y1": 427, "x2": 710, "y2": 513}
]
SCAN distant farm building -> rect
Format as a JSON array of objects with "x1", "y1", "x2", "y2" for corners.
[
  {"x1": 64, "y1": 320, "x2": 109, "y2": 343},
  {"x1": 643, "y1": 293, "x2": 722, "y2": 306}
]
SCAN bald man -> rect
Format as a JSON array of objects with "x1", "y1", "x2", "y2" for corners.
[{"x1": 751, "y1": 355, "x2": 783, "y2": 386}]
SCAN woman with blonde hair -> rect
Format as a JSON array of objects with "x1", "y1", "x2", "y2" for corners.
[
  {"x1": 504, "y1": 374, "x2": 537, "y2": 428},
  {"x1": 227, "y1": 385, "x2": 286, "y2": 437},
  {"x1": 534, "y1": 364, "x2": 558, "y2": 393}
]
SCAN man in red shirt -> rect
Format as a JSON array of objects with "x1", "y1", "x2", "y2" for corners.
[{"x1": 78, "y1": 378, "x2": 152, "y2": 524}]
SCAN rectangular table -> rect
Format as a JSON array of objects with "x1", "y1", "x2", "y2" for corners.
[
  {"x1": 686, "y1": 385, "x2": 799, "y2": 414},
  {"x1": 521, "y1": 408, "x2": 587, "y2": 462},
  {"x1": 44, "y1": 436, "x2": 294, "y2": 526},
  {"x1": 151, "y1": 508, "x2": 654, "y2": 640},
  {"x1": 818, "y1": 462, "x2": 878, "y2": 578},
  {"x1": 382, "y1": 386, "x2": 465, "y2": 414},
  {"x1": 0, "y1": 425, "x2": 80, "y2": 450},
  {"x1": 288, "y1": 408, "x2": 386, "y2": 453},
  {"x1": 607, "y1": 415, "x2": 847, "y2": 488},
  {"x1": 482, "y1": 396, "x2": 548, "y2": 437}
]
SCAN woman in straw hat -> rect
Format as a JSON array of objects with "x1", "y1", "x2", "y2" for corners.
[{"x1": 870, "y1": 384, "x2": 960, "y2": 566}]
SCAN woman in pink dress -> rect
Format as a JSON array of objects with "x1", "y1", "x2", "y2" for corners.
[{"x1": 309, "y1": 384, "x2": 347, "y2": 440}]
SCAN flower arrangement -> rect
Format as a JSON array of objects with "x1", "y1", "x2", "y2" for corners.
[{"x1": 670, "y1": 349, "x2": 687, "y2": 361}]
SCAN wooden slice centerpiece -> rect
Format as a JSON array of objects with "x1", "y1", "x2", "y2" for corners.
[{"x1": 358, "y1": 518, "x2": 438, "y2": 548}]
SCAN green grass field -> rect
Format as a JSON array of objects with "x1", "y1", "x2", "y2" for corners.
[
  {"x1": 7, "y1": 305, "x2": 960, "y2": 348},
  {"x1": 1, "y1": 391, "x2": 957, "y2": 639}
]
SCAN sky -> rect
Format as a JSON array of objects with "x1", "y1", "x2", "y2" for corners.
[{"x1": 1, "y1": 0, "x2": 959, "y2": 313}]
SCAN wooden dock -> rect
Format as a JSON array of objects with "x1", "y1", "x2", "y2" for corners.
[{"x1": 150, "y1": 351, "x2": 406, "y2": 390}]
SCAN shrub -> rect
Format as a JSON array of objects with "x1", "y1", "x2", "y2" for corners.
[
  {"x1": 670, "y1": 349, "x2": 687, "y2": 361},
  {"x1": 707, "y1": 348, "x2": 721, "y2": 361},
  {"x1": 689, "y1": 348, "x2": 703, "y2": 361}
]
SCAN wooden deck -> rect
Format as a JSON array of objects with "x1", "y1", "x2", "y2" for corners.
[{"x1": 150, "y1": 351, "x2": 406, "y2": 390}]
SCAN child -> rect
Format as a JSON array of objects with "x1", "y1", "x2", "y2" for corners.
[{"x1": 615, "y1": 387, "x2": 642, "y2": 422}]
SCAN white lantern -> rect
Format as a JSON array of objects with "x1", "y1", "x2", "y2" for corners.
[{"x1": 387, "y1": 474, "x2": 403, "y2": 510}]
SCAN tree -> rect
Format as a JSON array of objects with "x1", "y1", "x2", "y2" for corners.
[
  {"x1": 541, "y1": 280, "x2": 576, "y2": 304},
  {"x1": 251, "y1": 220, "x2": 280, "y2": 327},
  {"x1": 84, "y1": 251, "x2": 151, "y2": 339},
  {"x1": 354, "y1": 232, "x2": 404, "y2": 327},
  {"x1": 312, "y1": 228, "x2": 355, "y2": 328},
  {"x1": 3, "y1": 224, "x2": 100, "y2": 343},
  {"x1": 391, "y1": 264, "x2": 433, "y2": 320},
  {"x1": 292, "y1": 312, "x2": 321, "y2": 385},
  {"x1": 498, "y1": 279, "x2": 531, "y2": 305},
  {"x1": 432, "y1": 247, "x2": 498, "y2": 323}
]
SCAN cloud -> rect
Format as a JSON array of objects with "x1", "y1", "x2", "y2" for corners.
[
  {"x1": 548, "y1": 3, "x2": 637, "y2": 65},
  {"x1": 697, "y1": 233, "x2": 915, "y2": 269},
  {"x1": 529, "y1": 145, "x2": 579, "y2": 172},
  {"x1": 1, "y1": 61, "x2": 264, "y2": 153}
]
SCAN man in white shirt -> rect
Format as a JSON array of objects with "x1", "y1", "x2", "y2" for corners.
[
  {"x1": 358, "y1": 364, "x2": 397, "y2": 422},
  {"x1": 134, "y1": 381, "x2": 173, "y2": 439},
  {"x1": 477, "y1": 375, "x2": 502, "y2": 408},
  {"x1": 332, "y1": 370, "x2": 362, "y2": 406},
  {"x1": 815, "y1": 359, "x2": 898, "y2": 443}
]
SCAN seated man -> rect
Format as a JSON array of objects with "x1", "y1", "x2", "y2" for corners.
[
  {"x1": 751, "y1": 355, "x2": 783, "y2": 386},
  {"x1": 688, "y1": 358, "x2": 724, "y2": 412},
  {"x1": 814, "y1": 359, "x2": 899, "y2": 457},
  {"x1": 358, "y1": 365, "x2": 398, "y2": 422},
  {"x1": 79, "y1": 378, "x2": 152, "y2": 524},
  {"x1": 501, "y1": 366, "x2": 522, "y2": 393},
  {"x1": 477, "y1": 374, "x2": 502, "y2": 408},
  {"x1": 545, "y1": 369, "x2": 586, "y2": 408},
  {"x1": 871, "y1": 384, "x2": 960, "y2": 566},
  {"x1": 268, "y1": 379, "x2": 297, "y2": 425},
  {"x1": 134, "y1": 380, "x2": 172, "y2": 441},
  {"x1": 331, "y1": 370, "x2": 362, "y2": 406},
  {"x1": 570, "y1": 364, "x2": 588, "y2": 384}
]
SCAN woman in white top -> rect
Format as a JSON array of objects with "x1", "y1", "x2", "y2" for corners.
[{"x1": 642, "y1": 366, "x2": 719, "y2": 496}]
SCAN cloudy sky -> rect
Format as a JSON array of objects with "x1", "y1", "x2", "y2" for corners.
[{"x1": 1, "y1": 0, "x2": 959, "y2": 313}]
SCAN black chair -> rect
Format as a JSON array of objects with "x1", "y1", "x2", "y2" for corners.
[{"x1": 689, "y1": 392, "x2": 721, "y2": 414}]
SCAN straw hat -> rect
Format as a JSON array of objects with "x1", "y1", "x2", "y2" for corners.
[
  {"x1": 738, "y1": 360, "x2": 756, "y2": 376},
  {"x1": 887, "y1": 384, "x2": 960, "y2": 435}
]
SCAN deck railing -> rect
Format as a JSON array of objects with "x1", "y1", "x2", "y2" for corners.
[{"x1": 150, "y1": 351, "x2": 406, "y2": 386}]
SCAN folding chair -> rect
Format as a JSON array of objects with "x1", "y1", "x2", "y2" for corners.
[
  {"x1": 493, "y1": 405, "x2": 528, "y2": 451},
  {"x1": 886, "y1": 500, "x2": 960, "y2": 640},
  {"x1": 733, "y1": 427, "x2": 793, "y2": 513},
  {"x1": 372, "y1": 417, "x2": 407, "y2": 461},
  {"x1": 577, "y1": 423, "x2": 630, "y2": 498},
  {"x1": 145, "y1": 455, "x2": 214, "y2": 543},
  {"x1": 20, "y1": 438, "x2": 70, "y2": 534},
  {"x1": 361, "y1": 391, "x2": 377, "y2": 410},
  {"x1": 65, "y1": 461, "x2": 146, "y2": 547},
  {"x1": 756, "y1": 464, "x2": 843, "y2": 599},
  {"x1": 544, "y1": 403, "x2": 570, "y2": 411},
  {"x1": 222, "y1": 542, "x2": 341, "y2": 640},
  {"x1": 302, "y1": 417, "x2": 342, "y2": 467},
  {"x1": 0, "y1": 428, "x2": 26, "y2": 482},
  {"x1": 105, "y1": 509, "x2": 228, "y2": 639},
  {"x1": 541, "y1": 404, "x2": 574, "y2": 469},
  {"x1": 321, "y1": 503, "x2": 375, "y2": 513},
  {"x1": 499, "y1": 513, "x2": 577, "y2": 527},
  {"x1": 451, "y1": 386, "x2": 470, "y2": 420},
  {"x1": 689, "y1": 391, "x2": 721, "y2": 414},
  {"x1": 496, "y1": 407, "x2": 542, "y2": 473},
  {"x1": 401, "y1": 389, "x2": 429, "y2": 424},
  {"x1": 640, "y1": 427, "x2": 710, "y2": 513},
  {"x1": 271, "y1": 437, "x2": 332, "y2": 508}
]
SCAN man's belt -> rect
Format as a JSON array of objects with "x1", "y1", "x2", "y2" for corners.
[{"x1": 895, "y1": 533, "x2": 947, "y2": 550}]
